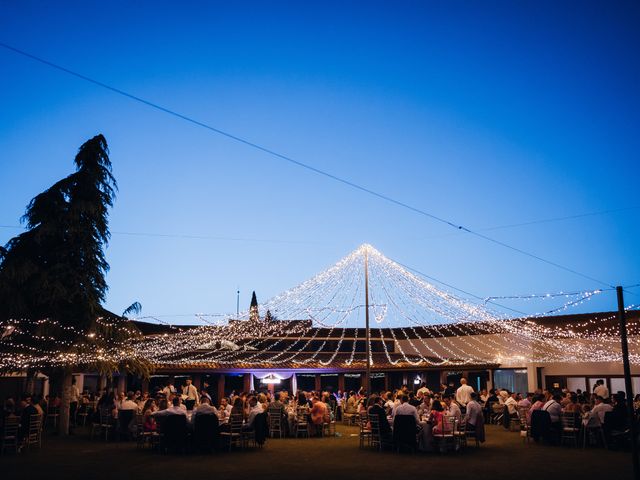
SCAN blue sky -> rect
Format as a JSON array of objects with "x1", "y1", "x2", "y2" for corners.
[{"x1": 1, "y1": 1, "x2": 639, "y2": 322}]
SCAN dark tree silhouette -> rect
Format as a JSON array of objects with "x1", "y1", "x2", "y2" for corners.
[{"x1": 0, "y1": 134, "x2": 149, "y2": 434}]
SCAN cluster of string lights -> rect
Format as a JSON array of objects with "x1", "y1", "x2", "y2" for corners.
[{"x1": 1, "y1": 245, "x2": 638, "y2": 371}]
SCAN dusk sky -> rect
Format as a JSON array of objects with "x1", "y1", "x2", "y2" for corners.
[{"x1": 1, "y1": 1, "x2": 639, "y2": 323}]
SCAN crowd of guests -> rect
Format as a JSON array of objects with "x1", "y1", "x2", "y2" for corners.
[{"x1": 3, "y1": 376, "x2": 636, "y2": 451}]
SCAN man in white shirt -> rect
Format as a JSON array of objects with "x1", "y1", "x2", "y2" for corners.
[
  {"x1": 154, "y1": 397, "x2": 187, "y2": 416},
  {"x1": 162, "y1": 381, "x2": 176, "y2": 401},
  {"x1": 443, "y1": 395, "x2": 462, "y2": 421},
  {"x1": 456, "y1": 378, "x2": 474, "y2": 407},
  {"x1": 542, "y1": 393, "x2": 563, "y2": 424},
  {"x1": 417, "y1": 383, "x2": 431, "y2": 398},
  {"x1": 504, "y1": 392, "x2": 518, "y2": 416},
  {"x1": 594, "y1": 380, "x2": 609, "y2": 400},
  {"x1": 392, "y1": 395, "x2": 420, "y2": 424},
  {"x1": 182, "y1": 378, "x2": 200, "y2": 410},
  {"x1": 590, "y1": 396, "x2": 613, "y2": 425},
  {"x1": 119, "y1": 392, "x2": 139, "y2": 411},
  {"x1": 246, "y1": 397, "x2": 263, "y2": 429}
]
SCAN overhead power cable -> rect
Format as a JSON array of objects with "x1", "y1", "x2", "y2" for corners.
[{"x1": 0, "y1": 41, "x2": 615, "y2": 288}]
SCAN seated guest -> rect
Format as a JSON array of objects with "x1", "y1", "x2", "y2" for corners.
[
  {"x1": 442, "y1": 395, "x2": 461, "y2": 421},
  {"x1": 430, "y1": 400, "x2": 451, "y2": 434},
  {"x1": 153, "y1": 396, "x2": 187, "y2": 416},
  {"x1": 563, "y1": 393, "x2": 579, "y2": 413},
  {"x1": 504, "y1": 392, "x2": 518, "y2": 417},
  {"x1": 245, "y1": 397, "x2": 264, "y2": 430},
  {"x1": 141, "y1": 399, "x2": 157, "y2": 432},
  {"x1": 542, "y1": 392, "x2": 563, "y2": 428},
  {"x1": 518, "y1": 393, "x2": 533, "y2": 409},
  {"x1": 219, "y1": 397, "x2": 233, "y2": 416},
  {"x1": 230, "y1": 397, "x2": 245, "y2": 419},
  {"x1": 589, "y1": 395, "x2": 613, "y2": 425},
  {"x1": 393, "y1": 395, "x2": 420, "y2": 424},
  {"x1": 528, "y1": 394, "x2": 545, "y2": 423},
  {"x1": 367, "y1": 395, "x2": 390, "y2": 440},
  {"x1": 194, "y1": 397, "x2": 218, "y2": 416},
  {"x1": 345, "y1": 391, "x2": 358, "y2": 414},
  {"x1": 418, "y1": 395, "x2": 432, "y2": 416},
  {"x1": 119, "y1": 391, "x2": 139, "y2": 411},
  {"x1": 466, "y1": 393, "x2": 482, "y2": 429}
]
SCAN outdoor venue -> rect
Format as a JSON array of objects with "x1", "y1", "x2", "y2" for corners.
[{"x1": 1, "y1": 1, "x2": 639, "y2": 479}]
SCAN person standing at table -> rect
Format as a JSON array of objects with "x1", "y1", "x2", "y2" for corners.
[
  {"x1": 182, "y1": 378, "x2": 199, "y2": 411},
  {"x1": 456, "y1": 378, "x2": 474, "y2": 408}
]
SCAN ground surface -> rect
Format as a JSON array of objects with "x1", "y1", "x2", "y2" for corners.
[{"x1": 1, "y1": 424, "x2": 634, "y2": 479}]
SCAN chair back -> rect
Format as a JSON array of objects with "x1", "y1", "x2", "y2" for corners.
[
  {"x1": 229, "y1": 413, "x2": 244, "y2": 434},
  {"x1": 393, "y1": 414, "x2": 418, "y2": 450},
  {"x1": 118, "y1": 409, "x2": 135, "y2": 434},
  {"x1": 162, "y1": 414, "x2": 187, "y2": 452},
  {"x1": 194, "y1": 414, "x2": 219, "y2": 451},
  {"x1": 3, "y1": 415, "x2": 19, "y2": 437},
  {"x1": 561, "y1": 412, "x2": 578, "y2": 429}
]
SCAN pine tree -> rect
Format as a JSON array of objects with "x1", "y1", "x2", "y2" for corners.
[{"x1": 0, "y1": 134, "x2": 149, "y2": 433}]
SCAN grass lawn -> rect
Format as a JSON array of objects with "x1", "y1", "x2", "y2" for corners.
[{"x1": 1, "y1": 424, "x2": 634, "y2": 479}]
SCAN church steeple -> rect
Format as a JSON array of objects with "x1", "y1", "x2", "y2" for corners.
[{"x1": 249, "y1": 291, "x2": 259, "y2": 321}]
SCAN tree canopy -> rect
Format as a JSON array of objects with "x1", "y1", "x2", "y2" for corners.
[{"x1": 0, "y1": 135, "x2": 149, "y2": 376}]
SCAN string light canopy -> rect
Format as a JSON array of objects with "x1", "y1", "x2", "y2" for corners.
[{"x1": 1, "y1": 244, "x2": 637, "y2": 372}]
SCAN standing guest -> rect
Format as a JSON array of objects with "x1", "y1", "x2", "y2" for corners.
[
  {"x1": 182, "y1": 378, "x2": 199, "y2": 410},
  {"x1": 593, "y1": 380, "x2": 609, "y2": 399},
  {"x1": 417, "y1": 383, "x2": 431, "y2": 398},
  {"x1": 68, "y1": 378, "x2": 80, "y2": 427},
  {"x1": 162, "y1": 380, "x2": 176, "y2": 400},
  {"x1": 310, "y1": 396, "x2": 329, "y2": 435},
  {"x1": 455, "y1": 378, "x2": 474, "y2": 407},
  {"x1": 445, "y1": 382, "x2": 456, "y2": 396},
  {"x1": 345, "y1": 391, "x2": 358, "y2": 415}
]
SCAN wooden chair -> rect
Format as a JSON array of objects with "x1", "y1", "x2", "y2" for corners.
[
  {"x1": 454, "y1": 414, "x2": 467, "y2": 449},
  {"x1": 295, "y1": 408, "x2": 309, "y2": 438},
  {"x1": 46, "y1": 405, "x2": 60, "y2": 429},
  {"x1": 518, "y1": 407, "x2": 531, "y2": 443},
  {"x1": 91, "y1": 408, "x2": 113, "y2": 441},
  {"x1": 1, "y1": 416, "x2": 20, "y2": 454},
  {"x1": 267, "y1": 407, "x2": 283, "y2": 438},
  {"x1": 582, "y1": 414, "x2": 607, "y2": 448},
  {"x1": 369, "y1": 414, "x2": 392, "y2": 451},
  {"x1": 25, "y1": 414, "x2": 43, "y2": 450},
  {"x1": 358, "y1": 413, "x2": 371, "y2": 448},
  {"x1": 561, "y1": 412, "x2": 580, "y2": 447},
  {"x1": 433, "y1": 415, "x2": 457, "y2": 453}
]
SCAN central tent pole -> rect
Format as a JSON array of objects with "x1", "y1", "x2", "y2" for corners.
[{"x1": 365, "y1": 247, "x2": 371, "y2": 395}]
